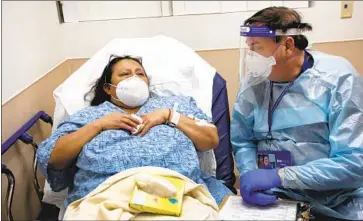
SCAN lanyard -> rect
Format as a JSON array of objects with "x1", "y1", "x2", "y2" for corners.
[{"x1": 267, "y1": 51, "x2": 312, "y2": 138}]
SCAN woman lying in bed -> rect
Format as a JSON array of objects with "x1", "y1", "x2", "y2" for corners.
[{"x1": 37, "y1": 55, "x2": 233, "y2": 209}]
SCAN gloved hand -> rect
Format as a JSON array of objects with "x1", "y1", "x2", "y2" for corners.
[{"x1": 240, "y1": 169, "x2": 282, "y2": 206}]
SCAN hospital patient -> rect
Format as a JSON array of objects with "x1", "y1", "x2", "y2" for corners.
[{"x1": 37, "y1": 55, "x2": 233, "y2": 209}]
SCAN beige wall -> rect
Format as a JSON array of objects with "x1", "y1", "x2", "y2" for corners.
[
  {"x1": 1, "y1": 59, "x2": 86, "y2": 220},
  {"x1": 2, "y1": 1, "x2": 64, "y2": 104},
  {"x1": 2, "y1": 40, "x2": 362, "y2": 220},
  {"x1": 312, "y1": 40, "x2": 363, "y2": 76}
]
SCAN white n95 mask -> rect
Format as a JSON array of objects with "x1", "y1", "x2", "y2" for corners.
[
  {"x1": 110, "y1": 76, "x2": 150, "y2": 107},
  {"x1": 238, "y1": 50, "x2": 276, "y2": 93},
  {"x1": 244, "y1": 50, "x2": 276, "y2": 78}
]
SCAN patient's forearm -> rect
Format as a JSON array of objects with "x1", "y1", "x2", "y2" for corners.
[
  {"x1": 48, "y1": 121, "x2": 102, "y2": 170},
  {"x1": 176, "y1": 115, "x2": 219, "y2": 151}
]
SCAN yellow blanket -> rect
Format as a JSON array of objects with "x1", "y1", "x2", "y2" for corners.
[{"x1": 63, "y1": 167, "x2": 220, "y2": 220}]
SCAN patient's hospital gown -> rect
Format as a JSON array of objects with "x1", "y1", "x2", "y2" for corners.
[{"x1": 37, "y1": 96, "x2": 232, "y2": 208}]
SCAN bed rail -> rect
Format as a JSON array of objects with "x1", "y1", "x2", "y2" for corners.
[
  {"x1": 1, "y1": 111, "x2": 53, "y2": 221},
  {"x1": 1, "y1": 111, "x2": 53, "y2": 154}
]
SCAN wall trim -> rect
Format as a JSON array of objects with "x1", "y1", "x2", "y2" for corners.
[{"x1": 312, "y1": 38, "x2": 363, "y2": 44}]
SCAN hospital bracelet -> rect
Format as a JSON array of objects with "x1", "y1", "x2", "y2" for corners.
[{"x1": 168, "y1": 109, "x2": 180, "y2": 127}]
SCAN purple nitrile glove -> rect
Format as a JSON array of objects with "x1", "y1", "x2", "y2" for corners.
[{"x1": 240, "y1": 169, "x2": 282, "y2": 206}]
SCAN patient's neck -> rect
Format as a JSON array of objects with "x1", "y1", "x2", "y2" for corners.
[
  {"x1": 111, "y1": 100, "x2": 141, "y2": 114},
  {"x1": 122, "y1": 107, "x2": 141, "y2": 114}
]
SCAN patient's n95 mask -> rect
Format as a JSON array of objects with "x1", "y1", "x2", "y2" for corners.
[{"x1": 110, "y1": 76, "x2": 150, "y2": 107}]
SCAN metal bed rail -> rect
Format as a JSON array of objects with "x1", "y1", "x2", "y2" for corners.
[{"x1": 1, "y1": 111, "x2": 53, "y2": 221}]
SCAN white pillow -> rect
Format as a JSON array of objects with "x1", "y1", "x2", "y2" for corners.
[{"x1": 54, "y1": 35, "x2": 215, "y2": 118}]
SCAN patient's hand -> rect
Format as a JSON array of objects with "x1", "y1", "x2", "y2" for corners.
[
  {"x1": 138, "y1": 109, "x2": 169, "y2": 136},
  {"x1": 94, "y1": 112, "x2": 141, "y2": 132}
]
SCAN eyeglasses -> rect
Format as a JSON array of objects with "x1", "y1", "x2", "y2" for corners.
[
  {"x1": 104, "y1": 54, "x2": 144, "y2": 83},
  {"x1": 108, "y1": 54, "x2": 142, "y2": 64}
]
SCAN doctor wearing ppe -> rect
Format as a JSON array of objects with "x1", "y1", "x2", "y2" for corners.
[{"x1": 231, "y1": 7, "x2": 363, "y2": 220}]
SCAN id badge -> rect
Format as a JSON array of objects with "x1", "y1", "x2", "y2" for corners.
[{"x1": 256, "y1": 151, "x2": 292, "y2": 169}]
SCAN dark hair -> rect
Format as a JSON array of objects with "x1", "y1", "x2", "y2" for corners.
[
  {"x1": 84, "y1": 55, "x2": 144, "y2": 106},
  {"x1": 244, "y1": 6, "x2": 313, "y2": 50}
]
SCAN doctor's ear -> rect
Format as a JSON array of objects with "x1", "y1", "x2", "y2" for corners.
[
  {"x1": 285, "y1": 37, "x2": 296, "y2": 56},
  {"x1": 285, "y1": 37, "x2": 296, "y2": 50}
]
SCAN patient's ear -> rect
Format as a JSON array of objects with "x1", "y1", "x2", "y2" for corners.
[{"x1": 103, "y1": 83, "x2": 111, "y2": 95}]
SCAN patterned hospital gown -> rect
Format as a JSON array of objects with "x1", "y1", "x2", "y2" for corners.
[{"x1": 37, "y1": 95, "x2": 233, "y2": 208}]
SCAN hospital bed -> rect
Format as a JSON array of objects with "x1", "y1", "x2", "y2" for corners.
[{"x1": 1, "y1": 35, "x2": 236, "y2": 221}]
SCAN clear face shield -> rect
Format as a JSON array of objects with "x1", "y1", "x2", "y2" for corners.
[{"x1": 239, "y1": 26, "x2": 303, "y2": 93}]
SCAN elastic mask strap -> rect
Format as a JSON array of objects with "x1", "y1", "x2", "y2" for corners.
[
  {"x1": 105, "y1": 83, "x2": 122, "y2": 103},
  {"x1": 273, "y1": 44, "x2": 282, "y2": 55},
  {"x1": 107, "y1": 83, "x2": 116, "y2": 88},
  {"x1": 273, "y1": 43, "x2": 302, "y2": 65},
  {"x1": 148, "y1": 81, "x2": 180, "y2": 91},
  {"x1": 279, "y1": 51, "x2": 302, "y2": 65},
  {"x1": 110, "y1": 94, "x2": 122, "y2": 102}
]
